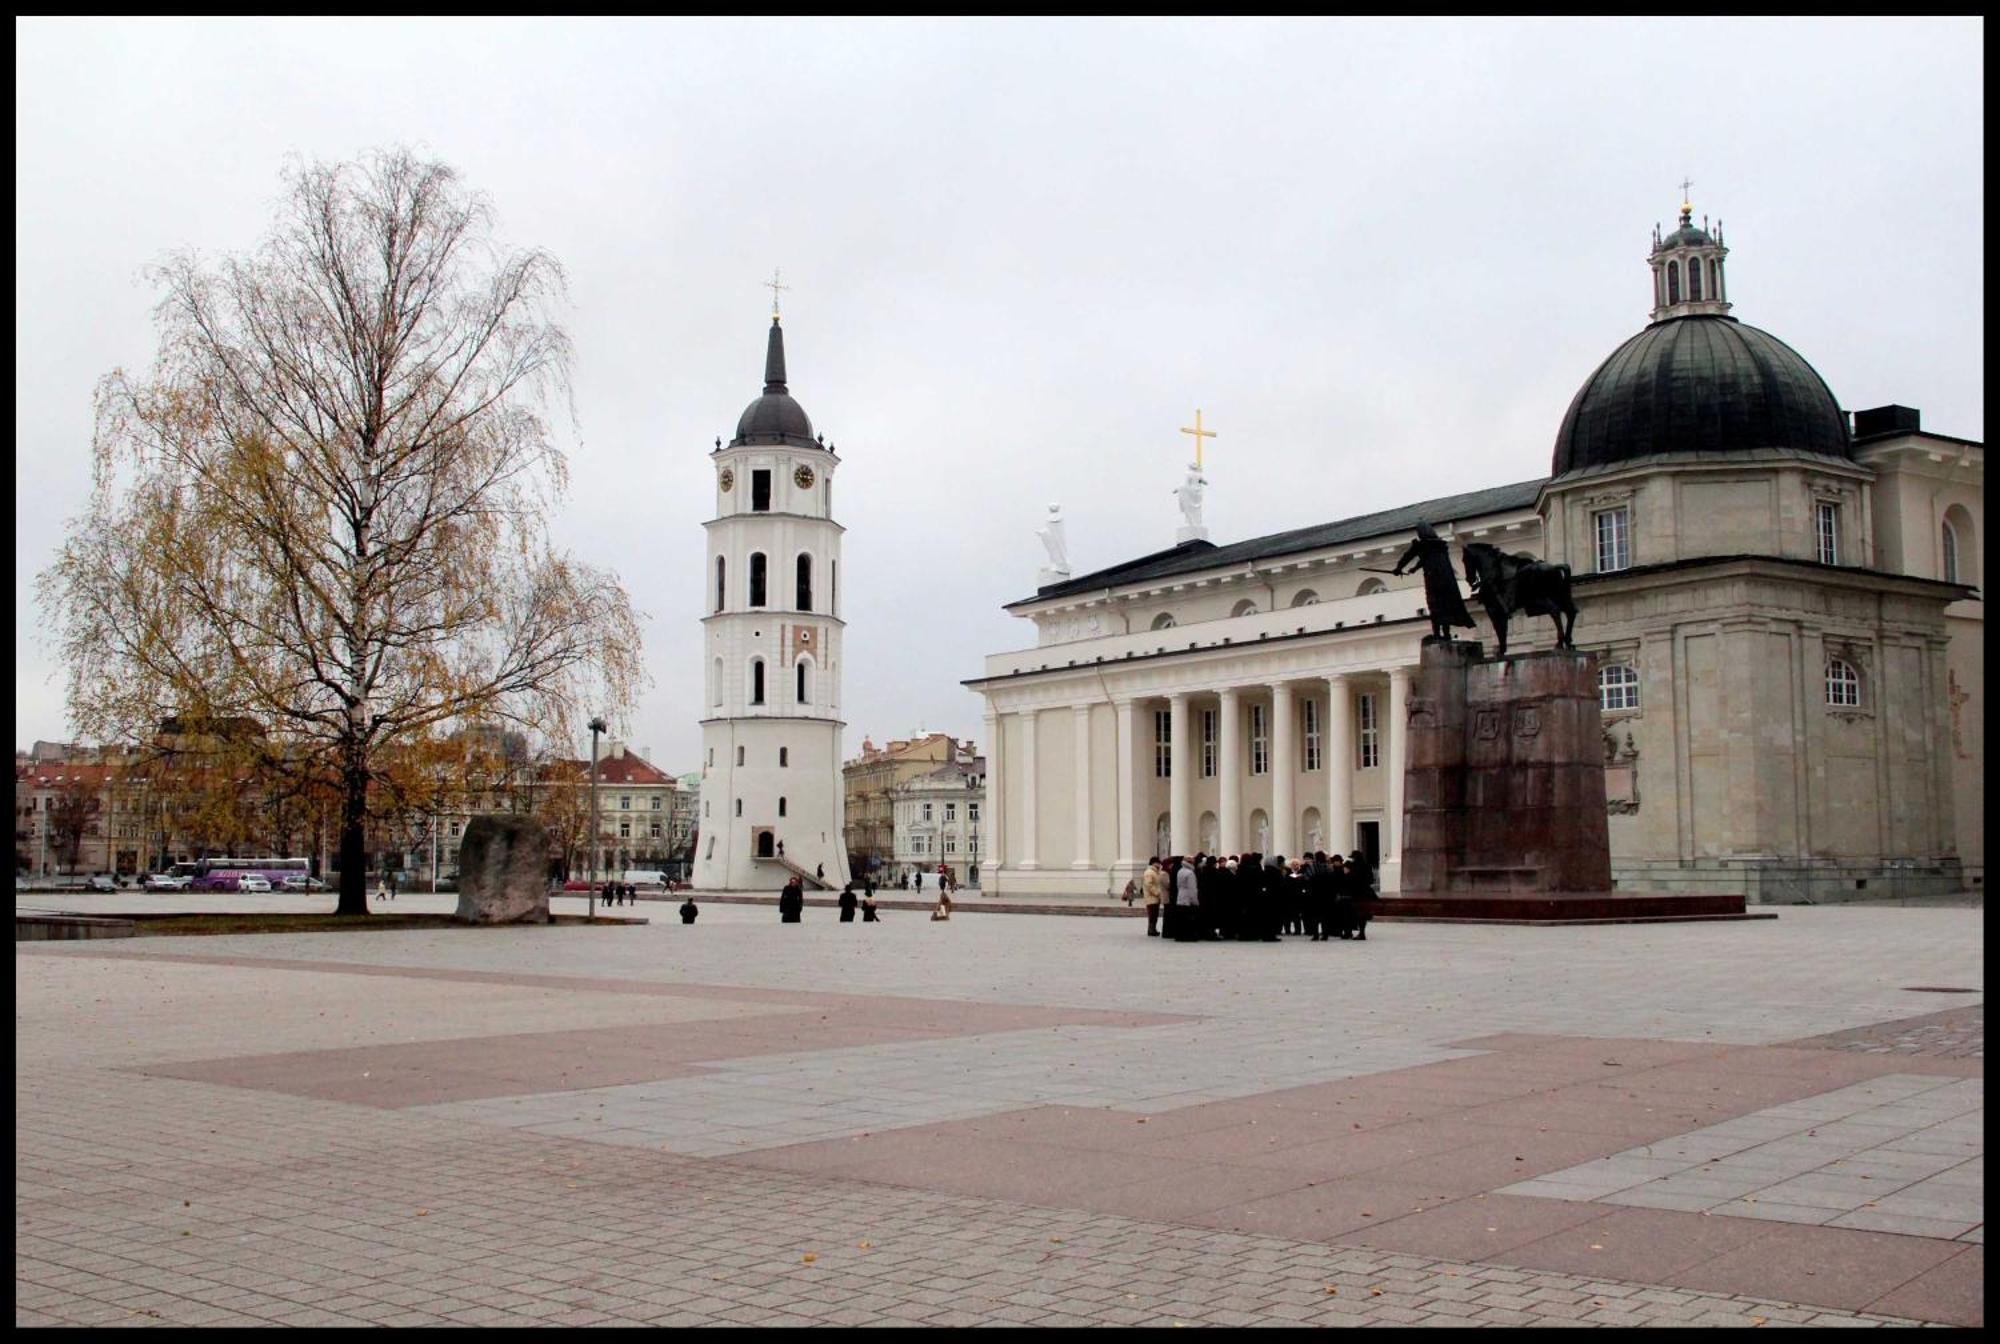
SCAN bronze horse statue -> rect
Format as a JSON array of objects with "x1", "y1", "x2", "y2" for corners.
[{"x1": 1460, "y1": 542, "x2": 1578, "y2": 657}]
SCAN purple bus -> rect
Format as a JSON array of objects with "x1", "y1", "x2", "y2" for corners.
[{"x1": 173, "y1": 857, "x2": 313, "y2": 892}]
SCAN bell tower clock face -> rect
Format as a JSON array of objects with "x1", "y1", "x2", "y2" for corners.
[
  {"x1": 793, "y1": 464, "x2": 816, "y2": 490},
  {"x1": 718, "y1": 467, "x2": 735, "y2": 492}
]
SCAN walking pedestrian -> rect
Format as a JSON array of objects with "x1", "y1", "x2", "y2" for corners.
[
  {"x1": 861, "y1": 890, "x2": 880, "y2": 922},
  {"x1": 1141, "y1": 857, "x2": 1165, "y2": 936},
  {"x1": 838, "y1": 883, "x2": 858, "y2": 923}
]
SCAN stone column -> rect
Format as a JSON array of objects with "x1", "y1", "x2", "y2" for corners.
[
  {"x1": 983, "y1": 710, "x2": 1003, "y2": 885},
  {"x1": 1325, "y1": 674, "x2": 1353, "y2": 857},
  {"x1": 1384, "y1": 665, "x2": 1412, "y2": 892},
  {"x1": 1114, "y1": 699, "x2": 1138, "y2": 870},
  {"x1": 1218, "y1": 688, "x2": 1243, "y2": 853},
  {"x1": 1072, "y1": 705, "x2": 1094, "y2": 869},
  {"x1": 1017, "y1": 710, "x2": 1039, "y2": 870},
  {"x1": 1168, "y1": 693, "x2": 1193, "y2": 856},
  {"x1": 1271, "y1": 681, "x2": 1296, "y2": 857}
]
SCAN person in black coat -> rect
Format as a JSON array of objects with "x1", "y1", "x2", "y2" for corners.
[
  {"x1": 679, "y1": 897, "x2": 699, "y2": 924},
  {"x1": 778, "y1": 877, "x2": 804, "y2": 923},
  {"x1": 1306, "y1": 852, "x2": 1335, "y2": 941},
  {"x1": 1343, "y1": 855, "x2": 1373, "y2": 940},
  {"x1": 838, "y1": 884, "x2": 858, "y2": 923},
  {"x1": 861, "y1": 891, "x2": 879, "y2": 922}
]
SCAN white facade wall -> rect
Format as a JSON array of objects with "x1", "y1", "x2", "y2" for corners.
[{"x1": 693, "y1": 434, "x2": 850, "y2": 891}]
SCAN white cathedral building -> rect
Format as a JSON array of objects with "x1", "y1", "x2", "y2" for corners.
[
  {"x1": 692, "y1": 312, "x2": 852, "y2": 891},
  {"x1": 968, "y1": 202, "x2": 1983, "y2": 904}
]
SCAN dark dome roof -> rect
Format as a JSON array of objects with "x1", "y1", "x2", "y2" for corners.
[
  {"x1": 1660, "y1": 222, "x2": 1714, "y2": 249},
  {"x1": 728, "y1": 318, "x2": 820, "y2": 449},
  {"x1": 1552, "y1": 316, "x2": 1851, "y2": 477},
  {"x1": 734, "y1": 389, "x2": 814, "y2": 446}
]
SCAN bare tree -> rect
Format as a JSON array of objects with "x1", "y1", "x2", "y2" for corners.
[
  {"x1": 41, "y1": 149, "x2": 642, "y2": 914},
  {"x1": 47, "y1": 778, "x2": 103, "y2": 874}
]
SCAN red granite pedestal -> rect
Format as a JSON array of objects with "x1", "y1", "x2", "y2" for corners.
[{"x1": 1383, "y1": 640, "x2": 1750, "y2": 924}]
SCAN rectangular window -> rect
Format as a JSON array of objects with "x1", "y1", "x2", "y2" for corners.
[
  {"x1": 922, "y1": 802, "x2": 933, "y2": 822},
  {"x1": 1250, "y1": 704, "x2": 1269, "y2": 775},
  {"x1": 651, "y1": 796, "x2": 662, "y2": 810},
  {"x1": 1200, "y1": 709, "x2": 1217, "y2": 778},
  {"x1": 945, "y1": 803, "x2": 956, "y2": 821},
  {"x1": 1358, "y1": 694, "x2": 1380, "y2": 769},
  {"x1": 618, "y1": 819, "x2": 630, "y2": 838},
  {"x1": 650, "y1": 821, "x2": 662, "y2": 839},
  {"x1": 779, "y1": 747, "x2": 789, "y2": 767},
  {"x1": 751, "y1": 469, "x2": 771, "y2": 512},
  {"x1": 620, "y1": 795, "x2": 630, "y2": 810},
  {"x1": 1303, "y1": 698, "x2": 1322, "y2": 772},
  {"x1": 945, "y1": 835, "x2": 956, "y2": 854},
  {"x1": 1594, "y1": 506, "x2": 1631, "y2": 573},
  {"x1": 969, "y1": 802, "x2": 980, "y2": 823},
  {"x1": 1816, "y1": 501, "x2": 1840, "y2": 566},
  {"x1": 448, "y1": 820, "x2": 460, "y2": 838},
  {"x1": 1154, "y1": 710, "x2": 1172, "y2": 778}
]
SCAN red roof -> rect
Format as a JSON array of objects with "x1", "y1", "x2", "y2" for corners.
[{"x1": 551, "y1": 751, "x2": 674, "y2": 787}]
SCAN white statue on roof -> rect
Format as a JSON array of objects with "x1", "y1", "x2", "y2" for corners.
[
  {"x1": 1175, "y1": 462, "x2": 1208, "y2": 544},
  {"x1": 1036, "y1": 502, "x2": 1070, "y2": 586}
]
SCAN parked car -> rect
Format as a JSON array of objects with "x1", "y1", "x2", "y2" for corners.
[
  {"x1": 278, "y1": 875, "x2": 327, "y2": 893},
  {"x1": 562, "y1": 878, "x2": 594, "y2": 891},
  {"x1": 85, "y1": 874, "x2": 118, "y2": 893},
  {"x1": 236, "y1": 874, "x2": 273, "y2": 893},
  {"x1": 143, "y1": 873, "x2": 191, "y2": 891}
]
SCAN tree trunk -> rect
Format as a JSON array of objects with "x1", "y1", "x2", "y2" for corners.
[{"x1": 335, "y1": 762, "x2": 370, "y2": 916}]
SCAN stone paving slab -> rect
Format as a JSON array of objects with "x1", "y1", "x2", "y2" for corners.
[{"x1": 16, "y1": 904, "x2": 1983, "y2": 1326}]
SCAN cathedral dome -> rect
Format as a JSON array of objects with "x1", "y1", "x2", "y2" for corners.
[
  {"x1": 1551, "y1": 315, "x2": 1851, "y2": 478},
  {"x1": 729, "y1": 318, "x2": 820, "y2": 449}
]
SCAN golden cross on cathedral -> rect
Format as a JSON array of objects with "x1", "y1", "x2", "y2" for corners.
[
  {"x1": 1679, "y1": 175, "x2": 1694, "y2": 210},
  {"x1": 1180, "y1": 408, "x2": 1217, "y2": 469},
  {"x1": 764, "y1": 268, "x2": 788, "y2": 318}
]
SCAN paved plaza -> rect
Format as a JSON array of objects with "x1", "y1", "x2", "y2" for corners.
[{"x1": 15, "y1": 896, "x2": 1983, "y2": 1327}]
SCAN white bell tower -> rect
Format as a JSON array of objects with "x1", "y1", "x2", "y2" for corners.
[{"x1": 693, "y1": 299, "x2": 850, "y2": 891}]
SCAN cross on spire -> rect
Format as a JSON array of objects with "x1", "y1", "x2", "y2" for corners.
[
  {"x1": 1180, "y1": 408, "x2": 1217, "y2": 469},
  {"x1": 1678, "y1": 175, "x2": 1694, "y2": 212},
  {"x1": 764, "y1": 268, "x2": 789, "y2": 319}
]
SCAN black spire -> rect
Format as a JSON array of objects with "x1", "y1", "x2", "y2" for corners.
[{"x1": 764, "y1": 317, "x2": 788, "y2": 393}]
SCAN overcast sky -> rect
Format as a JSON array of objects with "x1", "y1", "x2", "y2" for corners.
[{"x1": 15, "y1": 17, "x2": 1984, "y2": 771}]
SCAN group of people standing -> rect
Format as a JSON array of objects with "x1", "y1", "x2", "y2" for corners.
[
  {"x1": 1129, "y1": 850, "x2": 1376, "y2": 943},
  {"x1": 778, "y1": 874, "x2": 884, "y2": 923}
]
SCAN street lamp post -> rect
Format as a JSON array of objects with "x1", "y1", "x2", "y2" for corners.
[{"x1": 587, "y1": 717, "x2": 607, "y2": 919}]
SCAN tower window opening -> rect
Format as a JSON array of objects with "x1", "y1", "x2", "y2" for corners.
[
  {"x1": 1942, "y1": 518, "x2": 1961, "y2": 583},
  {"x1": 796, "y1": 657, "x2": 811, "y2": 705},
  {"x1": 1688, "y1": 256, "x2": 1703, "y2": 301},
  {"x1": 715, "y1": 556, "x2": 725, "y2": 612},
  {"x1": 1666, "y1": 260, "x2": 1680, "y2": 305},
  {"x1": 831, "y1": 559, "x2": 837, "y2": 615},
  {"x1": 748, "y1": 552, "x2": 767, "y2": 607},
  {"x1": 751, "y1": 469, "x2": 771, "y2": 512},
  {"x1": 778, "y1": 797, "x2": 787, "y2": 818},
  {"x1": 779, "y1": 747, "x2": 789, "y2": 767},
  {"x1": 736, "y1": 745, "x2": 744, "y2": 766},
  {"x1": 750, "y1": 659, "x2": 765, "y2": 705},
  {"x1": 796, "y1": 554, "x2": 813, "y2": 611},
  {"x1": 1816, "y1": 501, "x2": 1841, "y2": 567}
]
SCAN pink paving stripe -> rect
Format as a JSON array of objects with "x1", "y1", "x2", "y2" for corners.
[{"x1": 714, "y1": 1034, "x2": 1982, "y2": 1324}]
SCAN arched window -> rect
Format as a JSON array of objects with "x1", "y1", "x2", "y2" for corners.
[
  {"x1": 712, "y1": 657, "x2": 723, "y2": 709},
  {"x1": 715, "y1": 556, "x2": 726, "y2": 613},
  {"x1": 1599, "y1": 663, "x2": 1641, "y2": 712},
  {"x1": 1941, "y1": 504, "x2": 1975, "y2": 586},
  {"x1": 1357, "y1": 577, "x2": 1387, "y2": 597},
  {"x1": 750, "y1": 658, "x2": 766, "y2": 705},
  {"x1": 796, "y1": 554, "x2": 813, "y2": 611},
  {"x1": 1688, "y1": 257, "x2": 1702, "y2": 301},
  {"x1": 1290, "y1": 589, "x2": 1319, "y2": 607},
  {"x1": 1230, "y1": 599, "x2": 1259, "y2": 618},
  {"x1": 1150, "y1": 612, "x2": 1177, "y2": 631},
  {"x1": 1667, "y1": 260, "x2": 1680, "y2": 304},
  {"x1": 748, "y1": 552, "x2": 767, "y2": 607},
  {"x1": 795, "y1": 656, "x2": 812, "y2": 706},
  {"x1": 1826, "y1": 658, "x2": 1861, "y2": 708}
]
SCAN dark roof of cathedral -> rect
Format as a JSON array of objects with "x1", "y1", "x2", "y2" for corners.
[
  {"x1": 731, "y1": 319, "x2": 820, "y2": 449},
  {"x1": 1659, "y1": 222, "x2": 1714, "y2": 249},
  {"x1": 1013, "y1": 477, "x2": 1547, "y2": 606},
  {"x1": 1551, "y1": 315, "x2": 1851, "y2": 478}
]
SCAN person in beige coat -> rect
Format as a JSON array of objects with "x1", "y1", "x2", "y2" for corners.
[{"x1": 1141, "y1": 858, "x2": 1166, "y2": 937}]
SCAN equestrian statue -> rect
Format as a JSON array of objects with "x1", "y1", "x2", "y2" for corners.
[
  {"x1": 1460, "y1": 541, "x2": 1578, "y2": 657},
  {"x1": 1391, "y1": 520, "x2": 1478, "y2": 641}
]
